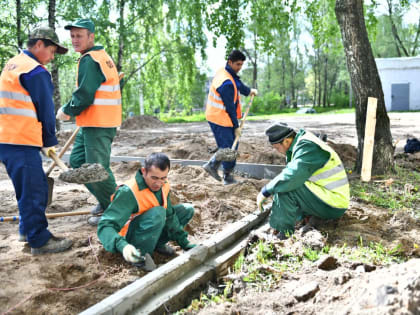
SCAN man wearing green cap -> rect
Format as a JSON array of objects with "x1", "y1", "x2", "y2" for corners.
[
  {"x1": 257, "y1": 122, "x2": 350, "y2": 239},
  {"x1": 0, "y1": 26, "x2": 73, "y2": 254},
  {"x1": 56, "y1": 19, "x2": 122, "y2": 226}
]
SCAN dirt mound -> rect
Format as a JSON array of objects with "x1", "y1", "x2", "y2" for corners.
[
  {"x1": 328, "y1": 142, "x2": 357, "y2": 169},
  {"x1": 121, "y1": 115, "x2": 166, "y2": 130}
]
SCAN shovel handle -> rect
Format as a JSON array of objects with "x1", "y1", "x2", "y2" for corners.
[
  {"x1": 48, "y1": 151, "x2": 69, "y2": 171},
  {"x1": 1, "y1": 210, "x2": 91, "y2": 222},
  {"x1": 46, "y1": 126, "x2": 80, "y2": 175},
  {"x1": 231, "y1": 94, "x2": 255, "y2": 149}
]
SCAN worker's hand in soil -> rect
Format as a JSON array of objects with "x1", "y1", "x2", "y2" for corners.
[
  {"x1": 234, "y1": 128, "x2": 241, "y2": 138},
  {"x1": 257, "y1": 191, "x2": 267, "y2": 212},
  {"x1": 41, "y1": 146, "x2": 56, "y2": 158},
  {"x1": 122, "y1": 244, "x2": 142, "y2": 263},
  {"x1": 182, "y1": 243, "x2": 196, "y2": 251},
  {"x1": 250, "y1": 88, "x2": 258, "y2": 96},
  {"x1": 56, "y1": 107, "x2": 70, "y2": 121}
]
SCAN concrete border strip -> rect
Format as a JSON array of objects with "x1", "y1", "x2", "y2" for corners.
[
  {"x1": 60, "y1": 154, "x2": 284, "y2": 179},
  {"x1": 79, "y1": 209, "x2": 270, "y2": 315}
]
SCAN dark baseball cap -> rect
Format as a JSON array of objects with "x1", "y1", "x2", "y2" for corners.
[
  {"x1": 265, "y1": 122, "x2": 295, "y2": 144},
  {"x1": 64, "y1": 19, "x2": 95, "y2": 33},
  {"x1": 29, "y1": 26, "x2": 68, "y2": 54}
]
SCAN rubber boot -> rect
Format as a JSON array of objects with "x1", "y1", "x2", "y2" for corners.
[
  {"x1": 202, "y1": 154, "x2": 222, "y2": 182},
  {"x1": 223, "y1": 170, "x2": 237, "y2": 185}
]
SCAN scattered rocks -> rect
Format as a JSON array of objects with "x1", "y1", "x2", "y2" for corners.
[
  {"x1": 293, "y1": 281, "x2": 320, "y2": 302},
  {"x1": 317, "y1": 256, "x2": 339, "y2": 271}
]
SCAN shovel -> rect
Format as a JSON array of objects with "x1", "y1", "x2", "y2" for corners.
[
  {"x1": 46, "y1": 126, "x2": 80, "y2": 205},
  {"x1": 214, "y1": 94, "x2": 255, "y2": 162}
]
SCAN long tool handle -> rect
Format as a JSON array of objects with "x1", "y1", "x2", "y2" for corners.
[
  {"x1": 231, "y1": 94, "x2": 255, "y2": 149},
  {"x1": 1, "y1": 210, "x2": 91, "y2": 222},
  {"x1": 49, "y1": 151, "x2": 69, "y2": 171},
  {"x1": 46, "y1": 126, "x2": 80, "y2": 175}
]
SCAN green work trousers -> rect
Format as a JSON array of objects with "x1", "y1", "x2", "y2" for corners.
[
  {"x1": 69, "y1": 127, "x2": 117, "y2": 210},
  {"x1": 270, "y1": 184, "x2": 346, "y2": 235},
  {"x1": 125, "y1": 203, "x2": 194, "y2": 255}
]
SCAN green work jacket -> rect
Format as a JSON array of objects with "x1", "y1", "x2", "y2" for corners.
[
  {"x1": 97, "y1": 171, "x2": 189, "y2": 254},
  {"x1": 263, "y1": 129, "x2": 348, "y2": 210},
  {"x1": 62, "y1": 46, "x2": 106, "y2": 117}
]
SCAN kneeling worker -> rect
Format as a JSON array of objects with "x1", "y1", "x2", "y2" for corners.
[
  {"x1": 257, "y1": 122, "x2": 350, "y2": 239},
  {"x1": 98, "y1": 153, "x2": 196, "y2": 266}
]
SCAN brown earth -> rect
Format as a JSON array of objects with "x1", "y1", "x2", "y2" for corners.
[{"x1": 0, "y1": 112, "x2": 419, "y2": 314}]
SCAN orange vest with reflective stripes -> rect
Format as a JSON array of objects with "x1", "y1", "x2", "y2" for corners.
[
  {"x1": 0, "y1": 53, "x2": 45, "y2": 147},
  {"x1": 75, "y1": 50, "x2": 122, "y2": 127},
  {"x1": 205, "y1": 68, "x2": 242, "y2": 127},
  {"x1": 118, "y1": 177, "x2": 170, "y2": 237}
]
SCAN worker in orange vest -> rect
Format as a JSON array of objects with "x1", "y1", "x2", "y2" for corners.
[
  {"x1": 203, "y1": 50, "x2": 258, "y2": 185},
  {"x1": 56, "y1": 19, "x2": 122, "y2": 226},
  {"x1": 0, "y1": 27, "x2": 73, "y2": 255},
  {"x1": 97, "y1": 153, "x2": 196, "y2": 270}
]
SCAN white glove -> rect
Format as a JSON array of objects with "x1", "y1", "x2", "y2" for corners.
[
  {"x1": 250, "y1": 88, "x2": 258, "y2": 96},
  {"x1": 234, "y1": 128, "x2": 241, "y2": 139},
  {"x1": 122, "y1": 244, "x2": 141, "y2": 263},
  {"x1": 56, "y1": 108, "x2": 70, "y2": 121},
  {"x1": 257, "y1": 191, "x2": 267, "y2": 212},
  {"x1": 41, "y1": 146, "x2": 56, "y2": 157}
]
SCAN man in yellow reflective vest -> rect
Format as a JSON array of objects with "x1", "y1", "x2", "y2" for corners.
[
  {"x1": 203, "y1": 50, "x2": 258, "y2": 185},
  {"x1": 97, "y1": 153, "x2": 196, "y2": 269},
  {"x1": 257, "y1": 122, "x2": 350, "y2": 239},
  {"x1": 56, "y1": 19, "x2": 122, "y2": 226},
  {"x1": 0, "y1": 27, "x2": 73, "y2": 254}
]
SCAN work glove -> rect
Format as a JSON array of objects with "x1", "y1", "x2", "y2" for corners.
[
  {"x1": 234, "y1": 128, "x2": 241, "y2": 139},
  {"x1": 257, "y1": 191, "x2": 267, "y2": 212},
  {"x1": 56, "y1": 107, "x2": 70, "y2": 121},
  {"x1": 122, "y1": 244, "x2": 142, "y2": 263},
  {"x1": 182, "y1": 243, "x2": 196, "y2": 251},
  {"x1": 41, "y1": 146, "x2": 56, "y2": 158},
  {"x1": 250, "y1": 88, "x2": 258, "y2": 96}
]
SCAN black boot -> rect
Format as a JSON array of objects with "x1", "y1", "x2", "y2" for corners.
[
  {"x1": 223, "y1": 170, "x2": 237, "y2": 185},
  {"x1": 203, "y1": 154, "x2": 222, "y2": 181}
]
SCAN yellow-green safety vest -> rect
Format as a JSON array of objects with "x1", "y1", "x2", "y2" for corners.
[{"x1": 292, "y1": 132, "x2": 350, "y2": 209}]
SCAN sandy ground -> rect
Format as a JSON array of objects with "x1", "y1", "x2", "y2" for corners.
[{"x1": 0, "y1": 112, "x2": 419, "y2": 314}]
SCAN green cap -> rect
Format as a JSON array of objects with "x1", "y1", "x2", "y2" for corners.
[
  {"x1": 265, "y1": 122, "x2": 295, "y2": 144},
  {"x1": 64, "y1": 19, "x2": 95, "y2": 33},
  {"x1": 29, "y1": 26, "x2": 68, "y2": 54}
]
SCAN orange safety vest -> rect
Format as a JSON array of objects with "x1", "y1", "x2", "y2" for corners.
[
  {"x1": 75, "y1": 50, "x2": 122, "y2": 127},
  {"x1": 0, "y1": 53, "x2": 45, "y2": 147},
  {"x1": 118, "y1": 177, "x2": 170, "y2": 237},
  {"x1": 205, "y1": 68, "x2": 242, "y2": 127}
]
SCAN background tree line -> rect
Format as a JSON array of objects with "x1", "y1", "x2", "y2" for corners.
[{"x1": 1, "y1": 0, "x2": 419, "y2": 174}]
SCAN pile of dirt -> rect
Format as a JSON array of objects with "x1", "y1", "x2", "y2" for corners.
[
  {"x1": 328, "y1": 142, "x2": 357, "y2": 169},
  {"x1": 121, "y1": 115, "x2": 166, "y2": 130}
]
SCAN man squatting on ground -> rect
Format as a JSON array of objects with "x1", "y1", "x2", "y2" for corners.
[
  {"x1": 203, "y1": 50, "x2": 258, "y2": 185},
  {"x1": 56, "y1": 19, "x2": 121, "y2": 226},
  {"x1": 98, "y1": 153, "x2": 196, "y2": 267},
  {"x1": 257, "y1": 122, "x2": 350, "y2": 240},
  {"x1": 0, "y1": 27, "x2": 73, "y2": 255}
]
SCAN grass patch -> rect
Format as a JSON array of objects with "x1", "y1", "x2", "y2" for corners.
[{"x1": 350, "y1": 165, "x2": 420, "y2": 212}]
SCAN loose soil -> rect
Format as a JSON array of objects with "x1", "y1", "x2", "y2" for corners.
[{"x1": 0, "y1": 113, "x2": 419, "y2": 314}]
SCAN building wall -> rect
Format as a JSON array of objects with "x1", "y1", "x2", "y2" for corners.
[{"x1": 376, "y1": 57, "x2": 420, "y2": 111}]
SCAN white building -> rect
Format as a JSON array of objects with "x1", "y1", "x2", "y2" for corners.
[{"x1": 375, "y1": 57, "x2": 420, "y2": 111}]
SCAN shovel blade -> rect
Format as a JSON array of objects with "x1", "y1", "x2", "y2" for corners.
[{"x1": 47, "y1": 176, "x2": 54, "y2": 206}]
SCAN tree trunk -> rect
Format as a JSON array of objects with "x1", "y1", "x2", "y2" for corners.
[
  {"x1": 335, "y1": 0, "x2": 394, "y2": 175},
  {"x1": 48, "y1": 0, "x2": 62, "y2": 131},
  {"x1": 323, "y1": 54, "x2": 328, "y2": 106},
  {"x1": 117, "y1": 0, "x2": 125, "y2": 73}
]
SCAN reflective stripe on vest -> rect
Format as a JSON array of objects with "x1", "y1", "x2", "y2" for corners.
[
  {"x1": 118, "y1": 177, "x2": 170, "y2": 237},
  {"x1": 205, "y1": 68, "x2": 242, "y2": 127},
  {"x1": 292, "y1": 132, "x2": 350, "y2": 209},
  {"x1": 75, "y1": 50, "x2": 122, "y2": 127},
  {"x1": 0, "y1": 53, "x2": 44, "y2": 147}
]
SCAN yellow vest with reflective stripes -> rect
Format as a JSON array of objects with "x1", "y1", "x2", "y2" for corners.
[
  {"x1": 75, "y1": 50, "x2": 122, "y2": 127},
  {"x1": 205, "y1": 68, "x2": 242, "y2": 127},
  {"x1": 292, "y1": 132, "x2": 350, "y2": 209},
  {"x1": 0, "y1": 53, "x2": 45, "y2": 147},
  {"x1": 118, "y1": 177, "x2": 170, "y2": 237}
]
